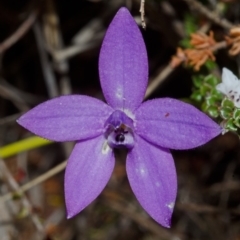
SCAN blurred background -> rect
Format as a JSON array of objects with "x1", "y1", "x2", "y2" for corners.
[{"x1": 0, "y1": 0, "x2": 240, "y2": 239}]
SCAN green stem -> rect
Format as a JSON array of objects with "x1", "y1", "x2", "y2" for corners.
[{"x1": 0, "y1": 136, "x2": 52, "y2": 158}]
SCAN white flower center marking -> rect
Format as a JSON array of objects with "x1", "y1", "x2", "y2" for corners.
[
  {"x1": 116, "y1": 87, "x2": 123, "y2": 99},
  {"x1": 166, "y1": 202, "x2": 175, "y2": 209},
  {"x1": 135, "y1": 166, "x2": 147, "y2": 177},
  {"x1": 139, "y1": 167, "x2": 147, "y2": 176},
  {"x1": 102, "y1": 140, "x2": 111, "y2": 155},
  {"x1": 123, "y1": 109, "x2": 135, "y2": 120}
]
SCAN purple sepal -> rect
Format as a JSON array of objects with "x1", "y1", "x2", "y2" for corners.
[
  {"x1": 105, "y1": 110, "x2": 134, "y2": 129},
  {"x1": 99, "y1": 8, "x2": 148, "y2": 111},
  {"x1": 126, "y1": 135, "x2": 177, "y2": 227},
  {"x1": 135, "y1": 98, "x2": 221, "y2": 150},
  {"x1": 17, "y1": 95, "x2": 113, "y2": 142},
  {"x1": 65, "y1": 135, "x2": 114, "y2": 218}
]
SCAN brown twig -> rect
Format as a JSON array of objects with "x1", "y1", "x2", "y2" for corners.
[
  {"x1": 33, "y1": 22, "x2": 59, "y2": 98},
  {"x1": 0, "y1": 113, "x2": 22, "y2": 126},
  {"x1": 0, "y1": 160, "x2": 44, "y2": 234},
  {"x1": 103, "y1": 191, "x2": 185, "y2": 239},
  {"x1": 43, "y1": 0, "x2": 74, "y2": 157},
  {"x1": 51, "y1": 40, "x2": 101, "y2": 62},
  {"x1": 177, "y1": 202, "x2": 240, "y2": 215},
  {"x1": 219, "y1": 162, "x2": 237, "y2": 208},
  {"x1": 0, "y1": 161, "x2": 67, "y2": 203},
  {"x1": 160, "y1": 1, "x2": 185, "y2": 38},
  {"x1": 49, "y1": 1, "x2": 123, "y2": 62},
  {"x1": 206, "y1": 180, "x2": 240, "y2": 193},
  {"x1": 0, "y1": 80, "x2": 29, "y2": 111},
  {"x1": 171, "y1": 39, "x2": 227, "y2": 70},
  {"x1": 0, "y1": 11, "x2": 38, "y2": 54},
  {"x1": 226, "y1": 27, "x2": 240, "y2": 56},
  {"x1": 145, "y1": 64, "x2": 174, "y2": 99},
  {"x1": 43, "y1": 0, "x2": 72, "y2": 95},
  {"x1": 139, "y1": 0, "x2": 146, "y2": 29},
  {"x1": 107, "y1": 200, "x2": 183, "y2": 239},
  {"x1": 182, "y1": 0, "x2": 234, "y2": 29},
  {"x1": 144, "y1": 37, "x2": 227, "y2": 98},
  {"x1": 0, "y1": 78, "x2": 44, "y2": 105}
]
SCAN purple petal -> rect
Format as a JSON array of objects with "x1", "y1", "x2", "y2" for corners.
[
  {"x1": 126, "y1": 135, "x2": 177, "y2": 227},
  {"x1": 65, "y1": 135, "x2": 114, "y2": 218},
  {"x1": 105, "y1": 110, "x2": 134, "y2": 129},
  {"x1": 99, "y1": 7, "x2": 148, "y2": 111},
  {"x1": 17, "y1": 95, "x2": 113, "y2": 142},
  {"x1": 135, "y1": 98, "x2": 221, "y2": 150}
]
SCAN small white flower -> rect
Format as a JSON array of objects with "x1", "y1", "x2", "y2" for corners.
[{"x1": 216, "y1": 68, "x2": 240, "y2": 108}]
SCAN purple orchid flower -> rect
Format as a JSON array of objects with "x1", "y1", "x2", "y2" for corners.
[{"x1": 17, "y1": 7, "x2": 221, "y2": 227}]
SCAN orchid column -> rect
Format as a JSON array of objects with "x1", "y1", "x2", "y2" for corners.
[{"x1": 17, "y1": 7, "x2": 221, "y2": 227}]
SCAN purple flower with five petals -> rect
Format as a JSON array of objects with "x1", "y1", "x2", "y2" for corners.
[{"x1": 17, "y1": 7, "x2": 221, "y2": 227}]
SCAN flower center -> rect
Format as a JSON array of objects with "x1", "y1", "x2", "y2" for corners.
[
  {"x1": 115, "y1": 133, "x2": 125, "y2": 142},
  {"x1": 105, "y1": 110, "x2": 134, "y2": 149}
]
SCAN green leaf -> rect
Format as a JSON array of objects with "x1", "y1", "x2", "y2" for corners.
[
  {"x1": 204, "y1": 60, "x2": 217, "y2": 71},
  {"x1": 204, "y1": 74, "x2": 219, "y2": 87},
  {"x1": 179, "y1": 39, "x2": 191, "y2": 48},
  {"x1": 221, "y1": 98, "x2": 234, "y2": 108},
  {"x1": 200, "y1": 84, "x2": 211, "y2": 96},
  {"x1": 225, "y1": 118, "x2": 238, "y2": 131},
  {"x1": 206, "y1": 95, "x2": 219, "y2": 106},
  {"x1": 220, "y1": 106, "x2": 233, "y2": 119},
  {"x1": 211, "y1": 88, "x2": 223, "y2": 100},
  {"x1": 207, "y1": 106, "x2": 219, "y2": 118},
  {"x1": 233, "y1": 116, "x2": 240, "y2": 128},
  {"x1": 201, "y1": 102, "x2": 208, "y2": 112},
  {"x1": 184, "y1": 14, "x2": 197, "y2": 37},
  {"x1": 192, "y1": 75, "x2": 204, "y2": 88},
  {"x1": 191, "y1": 91, "x2": 202, "y2": 102},
  {"x1": 233, "y1": 108, "x2": 240, "y2": 119}
]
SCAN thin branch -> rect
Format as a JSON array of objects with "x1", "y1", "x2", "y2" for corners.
[
  {"x1": 0, "y1": 113, "x2": 22, "y2": 126},
  {"x1": 212, "y1": 40, "x2": 228, "y2": 51},
  {"x1": 43, "y1": 0, "x2": 72, "y2": 95},
  {"x1": 219, "y1": 162, "x2": 236, "y2": 208},
  {"x1": 103, "y1": 191, "x2": 185, "y2": 239},
  {"x1": 139, "y1": 0, "x2": 146, "y2": 29},
  {"x1": 49, "y1": 1, "x2": 123, "y2": 62},
  {"x1": 33, "y1": 22, "x2": 59, "y2": 98},
  {"x1": 51, "y1": 35, "x2": 102, "y2": 62},
  {"x1": 0, "y1": 80, "x2": 29, "y2": 111},
  {"x1": 107, "y1": 200, "x2": 183, "y2": 239},
  {"x1": 43, "y1": 0, "x2": 74, "y2": 157},
  {"x1": 206, "y1": 180, "x2": 240, "y2": 193},
  {"x1": 160, "y1": 1, "x2": 185, "y2": 38},
  {"x1": 182, "y1": 0, "x2": 234, "y2": 29},
  {"x1": 177, "y1": 202, "x2": 240, "y2": 215},
  {"x1": 0, "y1": 11, "x2": 38, "y2": 54},
  {"x1": 144, "y1": 24, "x2": 228, "y2": 99},
  {"x1": 0, "y1": 160, "x2": 67, "y2": 203},
  {"x1": 0, "y1": 78, "x2": 44, "y2": 105},
  {"x1": 145, "y1": 65, "x2": 173, "y2": 99},
  {"x1": 0, "y1": 160, "x2": 44, "y2": 234},
  {"x1": 142, "y1": 4, "x2": 230, "y2": 98}
]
